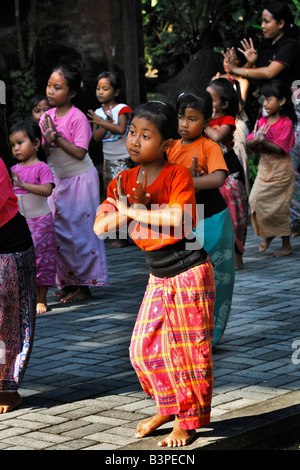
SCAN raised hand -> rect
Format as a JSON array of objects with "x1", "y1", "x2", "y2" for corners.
[
  {"x1": 253, "y1": 121, "x2": 271, "y2": 143},
  {"x1": 107, "y1": 175, "x2": 129, "y2": 215},
  {"x1": 129, "y1": 171, "x2": 151, "y2": 206},
  {"x1": 238, "y1": 38, "x2": 258, "y2": 66},
  {"x1": 11, "y1": 171, "x2": 22, "y2": 188},
  {"x1": 40, "y1": 114, "x2": 58, "y2": 144}
]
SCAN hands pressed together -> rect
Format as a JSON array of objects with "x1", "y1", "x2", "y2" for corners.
[
  {"x1": 40, "y1": 114, "x2": 59, "y2": 145},
  {"x1": 107, "y1": 171, "x2": 151, "y2": 216}
]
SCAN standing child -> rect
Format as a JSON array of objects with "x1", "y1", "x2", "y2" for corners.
[
  {"x1": 167, "y1": 91, "x2": 234, "y2": 347},
  {"x1": 0, "y1": 156, "x2": 36, "y2": 413},
  {"x1": 212, "y1": 47, "x2": 251, "y2": 194},
  {"x1": 206, "y1": 78, "x2": 248, "y2": 270},
  {"x1": 94, "y1": 101, "x2": 215, "y2": 447},
  {"x1": 29, "y1": 94, "x2": 51, "y2": 124},
  {"x1": 246, "y1": 79, "x2": 296, "y2": 256},
  {"x1": 10, "y1": 120, "x2": 56, "y2": 314},
  {"x1": 40, "y1": 64, "x2": 109, "y2": 303},
  {"x1": 87, "y1": 71, "x2": 132, "y2": 248}
]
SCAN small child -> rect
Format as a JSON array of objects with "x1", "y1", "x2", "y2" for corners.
[
  {"x1": 206, "y1": 78, "x2": 248, "y2": 270},
  {"x1": 29, "y1": 94, "x2": 51, "y2": 124},
  {"x1": 246, "y1": 79, "x2": 296, "y2": 256},
  {"x1": 87, "y1": 71, "x2": 133, "y2": 248},
  {"x1": 94, "y1": 101, "x2": 215, "y2": 448},
  {"x1": 10, "y1": 120, "x2": 56, "y2": 314}
]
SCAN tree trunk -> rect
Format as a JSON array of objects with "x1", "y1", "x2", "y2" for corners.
[
  {"x1": 14, "y1": 0, "x2": 26, "y2": 69},
  {"x1": 28, "y1": 0, "x2": 38, "y2": 71}
]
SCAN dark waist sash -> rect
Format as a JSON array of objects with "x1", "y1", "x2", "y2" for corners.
[{"x1": 145, "y1": 235, "x2": 208, "y2": 278}]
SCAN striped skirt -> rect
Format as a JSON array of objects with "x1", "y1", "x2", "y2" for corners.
[
  {"x1": 129, "y1": 261, "x2": 215, "y2": 430},
  {"x1": 0, "y1": 246, "x2": 36, "y2": 391}
]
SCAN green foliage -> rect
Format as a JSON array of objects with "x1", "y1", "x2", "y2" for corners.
[
  {"x1": 249, "y1": 152, "x2": 260, "y2": 187},
  {"x1": 290, "y1": 0, "x2": 300, "y2": 26},
  {"x1": 9, "y1": 69, "x2": 37, "y2": 124}
]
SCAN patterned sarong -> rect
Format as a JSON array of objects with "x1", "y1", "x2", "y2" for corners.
[
  {"x1": 130, "y1": 261, "x2": 215, "y2": 430},
  {"x1": 0, "y1": 246, "x2": 36, "y2": 391},
  {"x1": 219, "y1": 174, "x2": 248, "y2": 254}
]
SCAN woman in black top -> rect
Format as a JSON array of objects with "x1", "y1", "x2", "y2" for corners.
[{"x1": 226, "y1": 1, "x2": 299, "y2": 90}]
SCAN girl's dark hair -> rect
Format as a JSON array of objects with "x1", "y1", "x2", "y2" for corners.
[
  {"x1": 97, "y1": 71, "x2": 122, "y2": 92},
  {"x1": 265, "y1": 1, "x2": 294, "y2": 35},
  {"x1": 207, "y1": 77, "x2": 239, "y2": 118},
  {"x1": 9, "y1": 120, "x2": 47, "y2": 162},
  {"x1": 53, "y1": 65, "x2": 82, "y2": 94},
  {"x1": 260, "y1": 79, "x2": 297, "y2": 125},
  {"x1": 29, "y1": 94, "x2": 49, "y2": 111},
  {"x1": 176, "y1": 90, "x2": 213, "y2": 121},
  {"x1": 133, "y1": 101, "x2": 179, "y2": 141}
]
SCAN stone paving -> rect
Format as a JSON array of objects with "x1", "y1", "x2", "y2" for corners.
[{"x1": 0, "y1": 225, "x2": 299, "y2": 451}]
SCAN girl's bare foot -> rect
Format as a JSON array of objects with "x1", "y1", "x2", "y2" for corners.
[
  {"x1": 60, "y1": 286, "x2": 91, "y2": 303},
  {"x1": 158, "y1": 417, "x2": 196, "y2": 447},
  {"x1": 135, "y1": 414, "x2": 174, "y2": 439},
  {"x1": 36, "y1": 302, "x2": 48, "y2": 314},
  {"x1": 54, "y1": 286, "x2": 75, "y2": 299},
  {"x1": 0, "y1": 392, "x2": 22, "y2": 414},
  {"x1": 37, "y1": 285, "x2": 49, "y2": 313},
  {"x1": 258, "y1": 237, "x2": 274, "y2": 252},
  {"x1": 273, "y1": 237, "x2": 292, "y2": 257},
  {"x1": 235, "y1": 252, "x2": 244, "y2": 270},
  {"x1": 291, "y1": 230, "x2": 300, "y2": 238},
  {"x1": 109, "y1": 239, "x2": 128, "y2": 249}
]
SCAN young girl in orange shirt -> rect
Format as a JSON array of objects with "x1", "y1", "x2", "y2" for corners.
[{"x1": 94, "y1": 101, "x2": 215, "y2": 448}]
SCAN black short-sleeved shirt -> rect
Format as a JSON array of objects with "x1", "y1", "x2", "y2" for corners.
[{"x1": 256, "y1": 34, "x2": 300, "y2": 88}]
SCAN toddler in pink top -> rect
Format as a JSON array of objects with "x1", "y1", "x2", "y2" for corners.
[{"x1": 10, "y1": 120, "x2": 56, "y2": 314}]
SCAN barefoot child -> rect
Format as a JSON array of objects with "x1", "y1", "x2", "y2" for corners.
[
  {"x1": 246, "y1": 79, "x2": 296, "y2": 256},
  {"x1": 10, "y1": 120, "x2": 56, "y2": 314},
  {"x1": 40, "y1": 64, "x2": 109, "y2": 302},
  {"x1": 94, "y1": 101, "x2": 215, "y2": 447}
]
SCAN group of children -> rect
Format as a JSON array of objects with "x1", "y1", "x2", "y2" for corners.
[{"x1": 5, "y1": 60, "x2": 297, "y2": 446}]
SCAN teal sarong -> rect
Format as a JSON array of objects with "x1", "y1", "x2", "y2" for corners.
[{"x1": 194, "y1": 207, "x2": 235, "y2": 347}]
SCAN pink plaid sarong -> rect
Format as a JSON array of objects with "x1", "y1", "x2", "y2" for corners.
[{"x1": 130, "y1": 260, "x2": 215, "y2": 430}]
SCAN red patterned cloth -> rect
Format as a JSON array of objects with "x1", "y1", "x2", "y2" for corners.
[{"x1": 130, "y1": 261, "x2": 215, "y2": 430}]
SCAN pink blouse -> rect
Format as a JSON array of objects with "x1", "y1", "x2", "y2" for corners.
[
  {"x1": 11, "y1": 161, "x2": 54, "y2": 194},
  {"x1": 246, "y1": 116, "x2": 295, "y2": 154}
]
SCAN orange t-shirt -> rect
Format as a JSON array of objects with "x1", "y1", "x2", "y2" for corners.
[
  {"x1": 167, "y1": 135, "x2": 228, "y2": 175},
  {"x1": 98, "y1": 161, "x2": 197, "y2": 251}
]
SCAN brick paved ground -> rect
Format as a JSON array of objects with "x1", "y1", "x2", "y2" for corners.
[{"x1": 0, "y1": 225, "x2": 299, "y2": 450}]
